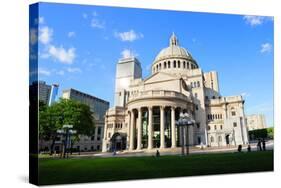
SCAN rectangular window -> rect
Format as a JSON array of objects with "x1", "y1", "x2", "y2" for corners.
[
  {"x1": 231, "y1": 111, "x2": 236, "y2": 116},
  {"x1": 98, "y1": 127, "x2": 102, "y2": 134},
  {"x1": 196, "y1": 123, "x2": 200, "y2": 129},
  {"x1": 233, "y1": 122, "x2": 237, "y2": 127}
]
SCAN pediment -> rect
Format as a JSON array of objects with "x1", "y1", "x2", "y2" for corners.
[{"x1": 144, "y1": 72, "x2": 179, "y2": 84}]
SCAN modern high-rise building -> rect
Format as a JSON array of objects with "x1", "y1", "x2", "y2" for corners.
[
  {"x1": 38, "y1": 81, "x2": 52, "y2": 105},
  {"x1": 114, "y1": 57, "x2": 142, "y2": 107},
  {"x1": 32, "y1": 81, "x2": 59, "y2": 105},
  {"x1": 62, "y1": 88, "x2": 110, "y2": 151},
  {"x1": 48, "y1": 84, "x2": 59, "y2": 106}
]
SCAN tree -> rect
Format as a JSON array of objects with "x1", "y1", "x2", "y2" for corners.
[{"x1": 39, "y1": 99, "x2": 95, "y2": 154}]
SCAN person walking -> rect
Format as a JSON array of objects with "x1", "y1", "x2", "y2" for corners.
[
  {"x1": 247, "y1": 144, "x2": 251, "y2": 152},
  {"x1": 156, "y1": 150, "x2": 160, "y2": 157},
  {"x1": 257, "y1": 139, "x2": 262, "y2": 151},
  {"x1": 262, "y1": 139, "x2": 266, "y2": 151}
]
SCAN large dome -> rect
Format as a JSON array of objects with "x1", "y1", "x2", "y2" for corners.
[
  {"x1": 152, "y1": 33, "x2": 198, "y2": 74},
  {"x1": 154, "y1": 33, "x2": 195, "y2": 62}
]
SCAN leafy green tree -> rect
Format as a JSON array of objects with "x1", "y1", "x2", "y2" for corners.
[{"x1": 39, "y1": 99, "x2": 95, "y2": 154}]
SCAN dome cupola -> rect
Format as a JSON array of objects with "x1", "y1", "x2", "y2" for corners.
[{"x1": 152, "y1": 33, "x2": 198, "y2": 74}]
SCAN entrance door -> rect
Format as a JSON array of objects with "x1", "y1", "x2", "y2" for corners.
[
  {"x1": 116, "y1": 142, "x2": 122, "y2": 150},
  {"x1": 225, "y1": 135, "x2": 230, "y2": 145}
]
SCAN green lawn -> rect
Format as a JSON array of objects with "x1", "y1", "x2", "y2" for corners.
[{"x1": 38, "y1": 151, "x2": 273, "y2": 185}]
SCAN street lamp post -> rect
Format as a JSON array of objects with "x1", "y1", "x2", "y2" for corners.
[
  {"x1": 176, "y1": 112, "x2": 195, "y2": 156},
  {"x1": 57, "y1": 125, "x2": 77, "y2": 158}
]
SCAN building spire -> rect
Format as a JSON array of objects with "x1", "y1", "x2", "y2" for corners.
[{"x1": 170, "y1": 32, "x2": 178, "y2": 46}]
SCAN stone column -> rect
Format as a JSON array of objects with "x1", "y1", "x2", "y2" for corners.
[
  {"x1": 137, "y1": 108, "x2": 142, "y2": 150},
  {"x1": 103, "y1": 121, "x2": 107, "y2": 140},
  {"x1": 148, "y1": 106, "x2": 153, "y2": 150},
  {"x1": 171, "y1": 106, "x2": 176, "y2": 148},
  {"x1": 160, "y1": 106, "x2": 165, "y2": 149},
  {"x1": 129, "y1": 110, "x2": 135, "y2": 150},
  {"x1": 126, "y1": 112, "x2": 131, "y2": 149}
]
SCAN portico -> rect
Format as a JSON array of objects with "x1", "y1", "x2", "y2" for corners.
[{"x1": 126, "y1": 90, "x2": 194, "y2": 151}]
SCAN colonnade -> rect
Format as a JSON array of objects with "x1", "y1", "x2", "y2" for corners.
[{"x1": 128, "y1": 106, "x2": 190, "y2": 151}]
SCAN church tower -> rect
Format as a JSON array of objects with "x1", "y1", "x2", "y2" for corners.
[{"x1": 114, "y1": 57, "x2": 142, "y2": 107}]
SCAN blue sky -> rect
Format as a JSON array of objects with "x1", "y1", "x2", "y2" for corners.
[{"x1": 32, "y1": 2, "x2": 274, "y2": 126}]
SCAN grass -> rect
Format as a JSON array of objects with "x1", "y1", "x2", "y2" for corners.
[{"x1": 38, "y1": 150, "x2": 273, "y2": 185}]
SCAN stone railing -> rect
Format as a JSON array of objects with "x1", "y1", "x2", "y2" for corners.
[
  {"x1": 128, "y1": 90, "x2": 189, "y2": 102},
  {"x1": 206, "y1": 96, "x2": 243, "y2": 105}
]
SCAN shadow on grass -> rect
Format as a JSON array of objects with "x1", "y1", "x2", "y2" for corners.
[{"x1": 38, "y1": 150, "x2": 273, "y2": 185}]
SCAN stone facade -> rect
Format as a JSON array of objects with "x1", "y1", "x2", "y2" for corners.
[
  {"x1": 102, "y1": 33, "x2": 249, "y2": 152},
  {"x1": 246, "y1": 114, "x2": 267, "y2": 130}
]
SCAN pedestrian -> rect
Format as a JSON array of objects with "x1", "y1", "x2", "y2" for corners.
[
  {"x1": 237, "y1": 145, "x2": 242, "y2": 152},
  {"x1": 247, "y1": 144, "x2": 251, "y2": 152},
  {"x1": 156, "y1": 150, "x2": 160, "y2": 157},
  {"x1": 257, "y1": 139, "x2": 262, "y2": 151},
  {"x1": 262, "y1": 139, "x2": 266, "y2": 151}
]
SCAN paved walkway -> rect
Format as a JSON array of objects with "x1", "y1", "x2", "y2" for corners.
[{"x1": 60, "y1": 140, "x2": 273, "y2": 159}]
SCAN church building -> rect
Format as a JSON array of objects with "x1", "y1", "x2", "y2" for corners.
[{"x1": 102, "y1": 33, "x2": 249, "y2": 152}]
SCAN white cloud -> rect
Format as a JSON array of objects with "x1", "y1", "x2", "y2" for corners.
[
  {"x1": 243, "y1": 16, "x2": 273, "y2": 27},
  {"x1": 68, "y1": 31, "x2": 75, "y2": 38},
  {"x1": 56, "y1": 70, "x2": 65, "y2": 75},
  {"x1": 39, "y1": 26, "x2": 53, "y2": 44},
  {"x1": 38, "y1": 68, "x2": 51, "y2": 76},
  {"x1": 48, "y1": 45, "x2": 76, "y2": 64},
  {"x1": 82, "y1": 13, "x2": 88, "y2": 19},
  {"x1": 66, "y1": 67, "x2": 81, "y2": 73},
  {"x1": 241, "y1": 92, "x2": 251, "y2": 98},
  {"x1": 121, "y1": 49, "x2": 138, "y2": 59},
  {"x1": 115, "y1": 30, "x2": 143, "y2": 42},
  {"x1": 39, "y1": 17, "x2": 45, "y2": 24},
  {"x1": 260, "y1": 43, "x2": 272, "y2": 53},
  {"x1": 91, "y1": 18, "x2": 105, "y2": 29},
  {"x1": 243, "y1": 16, "x2": 264, "y2": 26}
]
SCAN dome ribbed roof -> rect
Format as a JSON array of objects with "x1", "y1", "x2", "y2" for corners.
[{"x1": 154, "y1": 33, "x2": 194, "y2": 62}]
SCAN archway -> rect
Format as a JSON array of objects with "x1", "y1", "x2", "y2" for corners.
[{"x1": 110, "y1": 132, "x2": 127, "y2": 151}]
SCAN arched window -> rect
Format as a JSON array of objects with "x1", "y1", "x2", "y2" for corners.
[
  {"x1": 156, "y1": 65, "x2": 158, "y2": 71},
  {"x1": 231, "y1": 108, "x2": 236, "y2": 116},
  {"x1": 197, "y1": 81, "x2": 200, "y2": 87},
  {"x1": 218, "y1": 136, "x2": 222, "y2": 142},
  {"x1": 208, "y1": 126, "x2": 211, "y2": 130},
  {"x1": 187, "y1": 62, "x2": 190, "y2": 69},
  {"x1": 183, "y1": 61, "x2": 186, "y2": 68},
  {"x1": 173, "y1": 60, "x2": 176, "y2": 68},
  {"x1": 220, "y1": 125, "x2": 223, "y2": 130},
  {"x1": 168, "y1": 61, "x2": 170, "y2": 68},
  {"x1": 214, "y1": 125, "x2": 217, "y2": 130},
  {"x1": 211, "y1": 136, "x2": 214, "y2": 142},
  {"x1": 159, "y1": 63, "x2": 161, "y2": 70},
  {"x1": 178, "y1": 60, "x2": 180, "y2": 68},
  {"x1": 164, "y1": 62, "x2": 166, "y2": 69}
]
